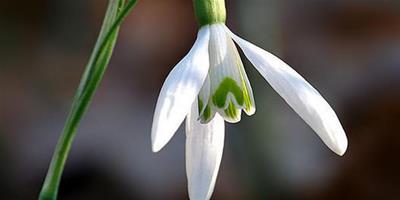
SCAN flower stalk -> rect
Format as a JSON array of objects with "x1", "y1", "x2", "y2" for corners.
[
  {"x1": 38, "y1": 0, "x2": 138, "y2": 199},
  {"x1": 193, "y1": 0, "x2": 226, "y2": 26}
]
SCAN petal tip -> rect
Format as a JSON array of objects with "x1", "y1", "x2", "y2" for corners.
[
  {"x1": 151, "y1": 138, "x2": 164, "y2": 153},
  {"x1": 333, "y1": 137, "x2": 348, "y2": 156},
  {"x1": 151, "y1": 128, "x2": 167, "y2": 153},
  {"x1": 188, "y1": 190, "x2": 212, "y2": 200},
  {"x1": 244, "y1": 106, "x2": 256, "y2": 116},
  {"x1": 324, "y1": 129, "x2": 348, "y2": 156}
]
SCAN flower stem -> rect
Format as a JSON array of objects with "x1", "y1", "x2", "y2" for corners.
[
  {"x1": 38, "y1": 0, "x2": 138, "y2": 199},
  {"x1": 193, "y1": 0, "x2": 226, "y2": 26}
]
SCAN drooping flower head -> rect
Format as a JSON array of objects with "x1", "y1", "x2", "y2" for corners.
[{"x1": 151, "y1": 0, "x2": 348, "y2": 199}]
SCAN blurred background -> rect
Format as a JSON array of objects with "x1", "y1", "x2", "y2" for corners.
[{"x1": 1, "y1": 0, "x2": 399, "y2": 199}]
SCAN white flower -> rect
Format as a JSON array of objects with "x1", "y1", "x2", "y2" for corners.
[{"x1": 151, "y1": 23, "x2": 348, "y2": 200}]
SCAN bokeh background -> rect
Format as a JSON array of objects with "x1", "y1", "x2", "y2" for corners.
[{"x1": 1, "y1": 0, "x2": 400, "y2": 199}]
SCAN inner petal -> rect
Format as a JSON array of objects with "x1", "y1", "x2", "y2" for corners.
[
  {"x1": 206, "y1": 24, "x2": 256, "y2": 123},
  {"x1": 212, "y1": 77, "x2": 244, "y2": 109},
  {"x1": 198, "y1": 76, "x2": 216, "y2": 123}
]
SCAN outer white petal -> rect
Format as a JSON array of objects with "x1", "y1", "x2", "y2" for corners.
[
  {"x1": 225, "y1": 26, "x2": 348, "y2": 156},
  {"x1": 186, "y1": 103, "x2": 225, "y2": 200},
  {"x1": 151, "y1": 26, "x2": 211, "y2": 152}
]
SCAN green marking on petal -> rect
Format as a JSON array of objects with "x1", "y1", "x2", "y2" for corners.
[
  {"x1": 201, "y1": 104, "x2": 212, "y2": 122},
  {"x1": 242, "y1": 84, "x2": 251, "y2": 109},
  {"x1": 198, "y1": 97, "x2": 213, "y2": 123},
  {"x1": 244, "y1": 100, "x2": 254, "y2": 114},
  {"x1": 240, "y1": 74, "x2": 255, "y2": 114},
  {"x1": 235, "y1": 55, "x2": 255, "y2": 115},
  {"x1": 224, "y1": 102, "x2": 239, "y2": 119},
  {"x1": 198, "y1": 98, "x2": 204, "y2": 114},
  {"x1": 212, "y1": 77, "x2": 244, "y2": 108}
]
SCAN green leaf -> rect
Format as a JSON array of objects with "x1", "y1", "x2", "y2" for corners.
[{"x1": 39, "y1": 0, "x2": 138, "y2": 199}]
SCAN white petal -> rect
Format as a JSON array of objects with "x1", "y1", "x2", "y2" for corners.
[
  {"x1": 186, "y1": 103, "x2": 225, "y2": 200},
  {"x1": 226, "y1": 26, "x2": 348, "y2": 156},
  {"x1": 151, "y1": 26, "x2": 211, "y2": 152}
]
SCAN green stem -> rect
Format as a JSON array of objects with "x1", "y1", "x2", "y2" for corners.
[{"x1": 39, "y1": 0, "x2": 138, "y2": 200}]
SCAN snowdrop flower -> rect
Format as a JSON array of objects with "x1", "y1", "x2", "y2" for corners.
[{"x1": 151, "y1": 0, "x2": 348, "y2": 199}]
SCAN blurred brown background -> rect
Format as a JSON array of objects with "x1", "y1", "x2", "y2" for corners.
[{"x1": 1, "y1": 0, "x2": 399, "y2": 199}]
